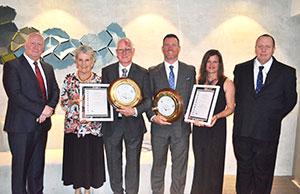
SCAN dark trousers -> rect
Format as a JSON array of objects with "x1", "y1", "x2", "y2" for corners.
[
  {"x1": 8, "y1": 131, "x2": 48, "y2": 194},
  {"x1": 233, "y1": 136, "x2": 279, "y2": 194},
  {"x1": 104, "y1": 129, "x2": 143, "y2": 194}
]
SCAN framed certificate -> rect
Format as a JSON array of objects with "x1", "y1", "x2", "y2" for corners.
[
  {"x1": 184, "y1": 85, "x2": 220, "y2": 125},
  {"x1": 79, "y1": 83, "x2": 113, "y2": 121},
  {"x1": 152, "y1": 88, "x2": 183, "y2": 122},
  {"x1": 108, "y1": 78, "x2": 142, "y2": 108}
]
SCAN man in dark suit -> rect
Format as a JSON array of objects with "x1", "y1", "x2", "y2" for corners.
[
  {"x1": 101, "y1": 38, "x2": 151, "y2": 194},
  {"x1": 147, "y1": 34, "x2": 196, "y2": 194},
  {"x1": 233, "y1": 34, "x2": 297, "y2": 194},
  {"x1": 2, "y1": 32, "x2": 59, "y2": 194}
]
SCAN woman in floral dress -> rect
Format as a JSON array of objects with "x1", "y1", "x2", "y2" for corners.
[{"x1": 61, "y1": 45, "x2": 105, "y2": 194}]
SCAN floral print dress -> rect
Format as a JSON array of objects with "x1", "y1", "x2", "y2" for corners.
[{"x1": 60, "y1": 72, "x2": 102, "y2": 137}]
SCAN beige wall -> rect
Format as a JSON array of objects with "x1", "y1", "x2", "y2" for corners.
[
  {"x1": 292, "y1": 0, "x2": 300, "y2": 185},
  {"x1": 293, "y1": 105, "x2": 300, "y2": 184}
]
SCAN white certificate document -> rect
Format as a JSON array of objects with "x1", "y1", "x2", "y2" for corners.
[
  {"x1": 85, "y1": 88, "x2": 108, "y2": 115},
  {"x1": 80, "y1": 83, "x2": 113, "y2": 121},
  {"x1": 185, "y1": 85, "x2": 220, "y2": 125},
  {"x1": 189, "y1": 89, "x2": 215, "y2": 119}
]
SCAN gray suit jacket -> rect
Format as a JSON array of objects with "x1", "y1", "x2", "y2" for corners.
[
  {"x1": 147, "y1": 61, "x2": 196, "y2": 138},
  {"x1": 101, "y1": 62, "x2": 152, "y2": 139}
]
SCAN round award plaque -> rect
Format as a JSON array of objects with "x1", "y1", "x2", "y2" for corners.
[
  {"x1": 108, "y1": 78, "x2": 142, "y2": 108},
  {"x1": 152, "y1": 88, "x2": 183, "y2": 122}
]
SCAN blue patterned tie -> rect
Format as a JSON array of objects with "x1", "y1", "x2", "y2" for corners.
[
  {"x1": 168, "y1": 65, "x2": 175, "y2": 89},
  {"x1": 255, "y1": 66, "x2": 264, "y2": 93}
]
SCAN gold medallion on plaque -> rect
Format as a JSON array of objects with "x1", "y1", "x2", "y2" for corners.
[
  {"x1": 152, "y1": 88, "x2": 183, "y2": 122},
  {"x1": 108, "y1": 78, "x2": 142, "y2": 108}
]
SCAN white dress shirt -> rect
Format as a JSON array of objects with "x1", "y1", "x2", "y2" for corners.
[
  {"x1": 119, "y1": 63, "x2": 132, "y2": 77},
  {"x1": 118, "y1": 62, "x2": 137, "y2": 117},
  {"x1": 164, "y1": 60, "x2": 179, "y2": 88},
  {"x1": 253, "y1": 57, "x2": 273, "y2": 89},
  {"x1": 24, "y1": 53, "x2": 48, "y2": 96}
]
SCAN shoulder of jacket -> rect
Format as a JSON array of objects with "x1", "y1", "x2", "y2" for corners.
[
  {"x1": 234, "y1": 59, "x2": 254, "y2": 72},
  {"x1": 179, "y1": 61, "x2": 196, "y2": 72},
  {"x1": 4, "y1": 58, "x2": 18, "y2": 66},
  {"x1": 149, "y1": 63, "x2": 163, "y2": 72},
  {"x1": 102, "y1": 62, "x2": 117, "y2": 71},
  {"x1": 132, "y1": 63, "x2": 147, "y2": 72},
  {"x1": 273, "y1": 59, "x2": 295, "y2": 72}
]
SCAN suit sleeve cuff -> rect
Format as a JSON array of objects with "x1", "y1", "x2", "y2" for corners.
[{"x1": 133, "y1": 108, "x2": 138, "y2": 117}]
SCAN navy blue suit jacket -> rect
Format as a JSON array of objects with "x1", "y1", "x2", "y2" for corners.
[
  {"x1": 3, "y1": 55, "x2": 59, "y2": 132},
  {"x1": 233, "y1": 57, "x2": 297, "y2": 141}
]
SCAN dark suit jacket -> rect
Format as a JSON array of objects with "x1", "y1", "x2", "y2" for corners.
[
  {"x1": 101, "y1": 62, "x2": 151, "y2": 138},
  {"x1": 3, "y1": 55, "x2": 59, "y2": 133},
  {"x1": 147, "y1": 61, "x2": 196, "y2": 138},
  {"x1": 233, "y1": 57, "x2": 297, "y2": 141}
]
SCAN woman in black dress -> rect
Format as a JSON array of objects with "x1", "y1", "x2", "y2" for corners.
[
  {"x1": 190, "y1": 49, "x2": 235, "y2": 194},
  {"x1": 60, "y1": 45, "x2": 105, "y2": 194}
]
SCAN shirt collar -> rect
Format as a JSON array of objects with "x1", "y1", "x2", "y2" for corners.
[
  {"x1": 24, "y1": 53, "x2": 40, "y2": 65},
  {"x1": 119, "y1": 62, "x2": 132, "y2": 70},
  {"x1": 164, "y1": 60, "x2": 178, "y2": 68},
  {"x1": 254, "y1": 57, "x2": 273, "y2": 73}
]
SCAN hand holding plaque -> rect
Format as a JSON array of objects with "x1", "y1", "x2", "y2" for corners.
[
  {"x1": 152, "y1": 88, "x2": 183, "y2": 122},
  {"x1": 108, "y1": 78, "x2": 142, "y2": 108}
]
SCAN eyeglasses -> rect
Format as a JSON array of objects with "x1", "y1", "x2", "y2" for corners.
[{"x1": 116, "y1": 48, "x2": 132, "y2": 53}]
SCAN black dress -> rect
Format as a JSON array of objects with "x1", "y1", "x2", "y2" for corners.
[
  {"x1": 62, "y1": 134, "x2": 105, "y2": 189},
  {"x1": 191, "y1": 77, "x2": 227, "y2": 194}
]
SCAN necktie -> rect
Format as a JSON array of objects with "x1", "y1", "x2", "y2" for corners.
[
  {"x1": 168, "y1": 65, "x2": 175, "y2": 89},
  {"x1": 118, "y1": 68, "x2": 128, "y2": 118},
  {"x1": 122, "y1": 68, "x2": 128, "y2": 77},
  {"x1": 255, "y1": 66, "x2": 264, "y2": 94},
  {"x1": 34, "y1": 61, "x2": 46, "y2": 100}
]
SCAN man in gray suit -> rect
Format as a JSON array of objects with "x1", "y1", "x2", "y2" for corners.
[
  {"x1": 101, "y1": 38, "x2": 151, "y2": 194},
  {"x1": 147, "y1": 34, "x2": 196, "y2": 194}
]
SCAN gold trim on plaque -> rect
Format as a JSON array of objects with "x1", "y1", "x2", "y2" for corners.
[
  {"x1": 108, "y1": 77, "x2": 142, "y2": 108},
  {"x1": 152, "y1": 88, "x2": 183, "y2": 122}
]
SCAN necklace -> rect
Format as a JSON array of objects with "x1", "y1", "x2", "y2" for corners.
[
  {"x1": 77, "y1": 71, "x2": 93, "y2": 83},
  {"x1": 206, "y1": 78, "x2": 218, "y2": 85}
]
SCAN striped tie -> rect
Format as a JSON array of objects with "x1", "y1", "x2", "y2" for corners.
[{"x1": 122, "y1": 68, "x2": 128, "y2": 77}]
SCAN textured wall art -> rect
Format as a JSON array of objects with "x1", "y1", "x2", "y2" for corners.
[
  {"x1": 0, "y1": 5, "x2": 126, "y2": 70},
  {"x1": 0, "y1": 6, "x2": 18, "y2": 63}
]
